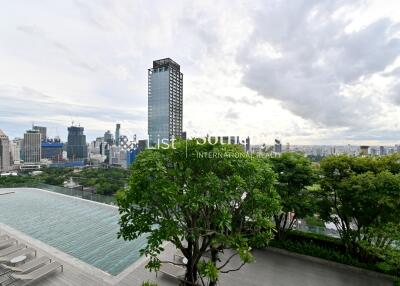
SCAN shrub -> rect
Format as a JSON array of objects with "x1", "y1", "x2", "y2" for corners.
[
  {"x1": 141, "y1": 281, "x2": 158, "y2": 286},
  {"x1": 269, "y1": 230, "x2": 399, "y2": 280},
  {"x1": 285, "y1": 230, "x2": 345, "y2": 253},
  {"x1": 269, "y1": 239, "x2": 365, "y2": 268}
]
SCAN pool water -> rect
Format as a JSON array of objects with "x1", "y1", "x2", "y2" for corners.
[{"x1": 0, "y1": 188, "x2": 146, "y2": 275}]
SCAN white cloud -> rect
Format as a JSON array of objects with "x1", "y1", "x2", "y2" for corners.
[{"x1": 0, "y1": 0, "x2": 399, "y2": 144}]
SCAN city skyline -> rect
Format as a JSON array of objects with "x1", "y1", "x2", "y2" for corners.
[{"x1": 1, "y1": 1, "x2": 400, "y2": 145}]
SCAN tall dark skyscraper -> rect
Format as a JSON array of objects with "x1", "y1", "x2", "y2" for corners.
[
  {"x1": 67, "y1": 126, "x2": 87, "y2": 160},
  {"x1": 148, "y1": 58, "x2": 183, "y2": 145},
  {"x1": 115, "y1": 124, "x2": 121, "y2": 147}
]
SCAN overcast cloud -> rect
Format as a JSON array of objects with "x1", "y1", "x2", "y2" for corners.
[{"x1": 0, "y1": 0, "x2": 399, "y2": 144}]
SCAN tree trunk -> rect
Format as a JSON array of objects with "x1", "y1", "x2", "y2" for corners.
[
  {"x1": 182, "y1": 240, "x2": 198, "y2": 286},
  {"x1": 209, "y1": 247, "x2": 219, "y2": 286},
  {"x1": 183, "y1": 260, "x2": 198, "y2": 286}
]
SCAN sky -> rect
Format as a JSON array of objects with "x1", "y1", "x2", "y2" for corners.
[{"x1": 0, "y1": 0, "x2": 400, "y2": 145}]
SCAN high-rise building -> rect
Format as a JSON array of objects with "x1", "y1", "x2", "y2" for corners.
[
  {"x1": 148, "y1": 58, "x2": 183, "y2": 145},
  {"x1": 245, "y1": 136, "x2": 251, "y2": 152},
  {"x1": 0, "y1": 129, "x2": 11, "y2": 172},
  {"x1": 10, "y1": 138, "x2": 22, "y2": 163},
  {"x1": 115, "y1": 124, "x2": 121, "y2": 147},
  {"x1": 42, "y1": 138, "x2": 64, "y2": 162},
  {"x1": 33, "y1": 126, "x2": 47, "y2": 142},
  {"x1": 104, "y1": 130, "x2": 113, "y2": 145},
  {"x1": 109, "y1": 145, "x2": 120, "y2": 166},
  {"x1": 67, "y1": 126, "x2": 87, "y2": 160},
  {"x1": 89, "y1": 137, "x2": 103, "y2": 155},
  {"x1": 23, "y1": 130, "x2": 41, "y2": 163},
  {"x1": 274, "y1": 139, "x2": 282, "y2": 153}
]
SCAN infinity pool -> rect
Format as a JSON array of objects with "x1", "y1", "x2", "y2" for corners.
[{"x1": 0, "y1": 188, "x2": 146, "y2": 275}]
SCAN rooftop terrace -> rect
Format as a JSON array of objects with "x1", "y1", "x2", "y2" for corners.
[{"x1": 0, "y1": 188, "x2": 394, "y2": 286}]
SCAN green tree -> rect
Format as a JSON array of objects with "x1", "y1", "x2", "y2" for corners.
[
  {"x1": 117, "y1": 140, "x2": 280, "y2": 286},
  {"x1": 319, "y1": 155, "x2": 400, "y2": 254},
  {"x1": 270, "y1": 153, "x2": 317, "y2": 240}
]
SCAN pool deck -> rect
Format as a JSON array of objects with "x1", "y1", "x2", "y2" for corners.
[
  {"x1": 0, "y1": 223, "x2": 394, "y2": 286},
  {"x1": 0, "y1": 187, "x2": 395, "y2": 286}
]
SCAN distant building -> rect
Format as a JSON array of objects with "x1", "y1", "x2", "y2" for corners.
[
  {"x1": 360, "y1": 145, "x2": 369, "y2": 156},
  {"x1": 67, "y1": 126, "x2": 87, "y2": 160},
  {"x1": 23, "y1": 130, "x2": 41, "y2": 163},
  {"x1": 89, "y1": 137, "x2": 103, "y2": 155},
  {"x1": 148, "y1": 58, "x2": 183, "y2": 145},
  {"x1": 274, "y1": 139, "x2": 282, "y2": 153},
  {"x1": 126, "y1": 149, "x2": 136, "y2": 166},
  {"x1": 115, "y1": 124, "x2": 121, "y2": 147},
  {"x1": 101, "y1": 143, "x2": 110, "y2": 163},
  {"x1": 33, "y1": 126, "x2": 47, "y2": 141},
  {"x1": 286, "y1": 142, "x2": 290, "y2": 152},
  {"x1": 137, "y1": 139, "x2": 148, "y2": 153},
  {"x1": 0, "y1": 129, "x2": 11, "y2": 172},
  {"x1": 109, "y1": 145, "x2": 120, "y2": 166},
  {"x1": 245, "y1": 136, "x2": 251, "y2": 152},
  {"x1": 42, "y1": 139, "x2": 64, "y2": 162},
  {"x1": 119, "y1": 149, "x2": 127, "y2": 168},
  {"x1": 181, "y1": 131, "x2": 187, "y2": 140},
  {"x1": 104, "y1": 130, "x2": 113, "y2": 145},
  {"x1": 10, "y1": 138, "x2": 22, "y2": 163},
  {"x1": 379, "y1": 146, "x2": 385, "y2": 156}
]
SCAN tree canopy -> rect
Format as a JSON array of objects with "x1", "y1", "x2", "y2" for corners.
[
  {"x1": 319, "y1": 155, "x2": 400, "y2": 254},
  {"x1": 117, "y1": 139, "x2": 280, "y2": 285},
  {"x1": 270, "y1": 152, "x2": 317, "y2": 239}
]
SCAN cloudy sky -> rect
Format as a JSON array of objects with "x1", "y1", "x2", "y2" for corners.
[{"x1": 1, "y1": 0, "x2": 400, "y2": 145}]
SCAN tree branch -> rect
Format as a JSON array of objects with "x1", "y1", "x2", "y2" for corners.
[
  {"x1": 217, "y1": 252, "x2": 238, "y2": 270},
  {"x1": 220, "y1": 261, "x2": 246, "y2": 274}
]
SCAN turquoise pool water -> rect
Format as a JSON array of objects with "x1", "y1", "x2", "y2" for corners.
[{"x1": 0, "y1": 188, "x2": 146, "y2": 275}]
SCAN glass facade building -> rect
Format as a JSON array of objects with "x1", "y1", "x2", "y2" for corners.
[
  {"x1": 67, "y1": 126, "x2": 88, "y2": 160},
  {"x1": 148, "y1": 58, "x2": 183, "y2": 145}
]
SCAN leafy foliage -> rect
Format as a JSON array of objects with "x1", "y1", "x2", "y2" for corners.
[
  {"x1": 140, "y1": 281, "x2": 158, "y2": 286},
  {"x1": 270, "y1": 153, "x2": 317, "y2": 239},
  {"x1": 0, "y1": 167, "x2": 129, "y2": 196},
  {"x1": 117, "y1": 139, "x2": 280, "y2": 285},
  {"x1": 319, "y1": 155, "x2": 400, "y2": 254}
]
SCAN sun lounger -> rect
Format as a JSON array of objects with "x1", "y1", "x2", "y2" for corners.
[
  {"x1": 9, "y1": 261, "x2": 63, "y2": 284},
  {"x1": 159, "y1": 263, "x2": 185, "y2": 279},
  {"x1": 0, "y1": 244, "x2": 26, "y2": 257},
  {"x1": 1, "y1": 256, "x2": 50, "y2": 274},
  {"x1": 173, "y1": 249, "x2": 185, "y2": 262},
  {"x1": 0, "y1": 239, "x2": 17, "y2": 250},
  {"x1": 0, "y1": 248, "x2": 36, "y2": 263}
]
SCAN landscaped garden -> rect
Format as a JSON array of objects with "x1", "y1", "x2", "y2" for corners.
[{"x1": 117, "y1": 140, "x2": 400, "y2": 286}]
